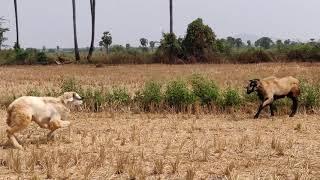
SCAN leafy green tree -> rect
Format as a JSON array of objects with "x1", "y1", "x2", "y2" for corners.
[
  {"x1": 182, "y1": 18, "x2": 216, "y2": 59},
  {"x1": 99, "y1": 31, "x2": 112, "y2": 54},
  {"x1": 255, "y1": 37, "x2": 274, "y2": 49},
  {"x1": 0, "y1": 17, "x2": 9, "y2": 51},
  {"x1": 284, "y1": 39, "x2": 291, "y2": 46},
  {"x1": 276, "y1": 39, "x2": 284, "y2": 52},
  {"x1": 158, "y1": 33, "x2": 182, "y2": 62},
  {"x1": 226, "y1": 36, "x2": 236, "y2": 47},
  {"x1": 215, "y1": 38, "x2": 231, "y2": 55},
  {"x1": 235, "y1": 38, "x2": 243, "y2": 48},
  {"x1": 247, "y1": 40, "x2": 252, "y2": 47},
  {"x1": 140, "y1": 38, "x2": 148, "y2": 51},
  {"x1": 125, "y1": 43, "x2": 130, "y2": 50},
  {"x1": 149, "y1": 41, "x2": 156, "y2": 52}
]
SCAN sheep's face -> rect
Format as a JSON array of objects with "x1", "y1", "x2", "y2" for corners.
[
  {"x1": 62, "y1": 92, "x2": 83, "y2": 106},
  {"x1": 246, "y1": 79, "x2": 260, "y2": 94}
]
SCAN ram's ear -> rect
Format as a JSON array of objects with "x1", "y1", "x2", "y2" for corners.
[{"x1": 62, "y1": 92, "x2": 74, "y2": 104}]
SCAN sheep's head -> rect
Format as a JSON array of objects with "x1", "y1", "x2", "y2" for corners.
[
  {"x1": 246, "y1": 79, "x2": 260, "y2": 94},
  {"x1": 60, "y1": 92, "x2": 83, "y2": 106}
]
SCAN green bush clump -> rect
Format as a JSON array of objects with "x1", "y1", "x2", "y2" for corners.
[
  {"x1": 14, "y1": 49, "x2": 29, "y2": 64},
  {"x1": 107, "y1": 87, "x2": 131, "y2": 106},
  {"x1": 26, "y1": 89, "x2": 41, "y2": 97},
  {"x1": 135, "y1": 81, "x2": 163, "y2": 111},
  {"x1": 300, "y1": 83, "x2": 320, "y2": 109},
  {"x1": 165, "y1": 80, "x2": 196, "y2": 109},
  {"x1": 234, "y1": 48, "x2": 274, "y2": 63},
  {"x1": 60, "y1": 78, "x2": 81, "y2": 93},
  {"x1": 190, "y1": 74, "x2": 219, "y2": 106},
  {"x1": 36, "y1": 52, "x2": 48, "y2": 64},
  {"x1": 222, "y1": 88, "x2": 242, "y2": 107},
  {"x1": 83, "y1": 88, "x2": 105, "y2": 112}
]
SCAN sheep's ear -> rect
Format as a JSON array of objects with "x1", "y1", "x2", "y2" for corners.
[
  {"x1": 63, "y1": 97, "x2": 73, "y2": 104},
  {"x1": 62, "y1": 93, "x2": 74, "y2": 104}
]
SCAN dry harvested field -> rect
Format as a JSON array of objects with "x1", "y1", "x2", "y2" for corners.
[{"x1": 0, "y1": 63, "x2": 320, "y2": 179}]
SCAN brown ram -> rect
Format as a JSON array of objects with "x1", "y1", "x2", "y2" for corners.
[{"x1": 246, "y1": 76, "x2": 300, "y2": 119}]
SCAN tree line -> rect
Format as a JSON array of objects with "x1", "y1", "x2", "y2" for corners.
[{"x1": 0, "y1": 1, "x2": 319, "y2": 65}]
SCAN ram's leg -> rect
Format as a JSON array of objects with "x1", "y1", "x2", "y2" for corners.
[
  {"x1": 254, "y1": 97, "x2": 274, "y2": 119},
  {"x1": 6, "y1": 126, "x2": 24, "y2": 150},
  {"x1": 6, "y1": 112, "x2": 31, "y2": 150},
  {"x1": 47, "y1": 119, "x2": 71, "y2": 140},
  {"x1": 269, "y1": 103, "x2": 275, "y2": 116},
  {"x1": 289, "y1": 97, "x2": 298, "y2": 117}
]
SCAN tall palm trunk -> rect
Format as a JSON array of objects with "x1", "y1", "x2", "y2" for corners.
[
  {"x1": 169, "y1": 0, "x2": 174, "y2": 63},
  {"x1": 14, "y1": 0, "x2": 20, "y2": 49},
  {"x1": 169, "y1": 0, "x2": 173, "y2": 34},
  {"x1": 87, "y1": 0, "x2": 96, "y2": 62},
  {"x1": 72, "y1": 0, "x2": 80, "y2": 61}
]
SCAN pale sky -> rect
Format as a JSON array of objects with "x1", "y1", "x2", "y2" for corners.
[{"x1": 0, "y1": 0, "x2": 319, "y2": 48}]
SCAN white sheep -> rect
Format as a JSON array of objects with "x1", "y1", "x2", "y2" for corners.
[{"x1": 6, "y1": 92, "x2": 83, "y2": 150}]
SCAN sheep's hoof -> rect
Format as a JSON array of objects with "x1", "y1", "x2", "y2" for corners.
[
  {"x1": 47, "y1": 134, "x2": 55, "y2": 141},
  {"x1": 253, "y1": 116, "x2": 259, "y2": 119},
  {"x1": 289, "y1": 114, "x2": 295, "y2": 118}
]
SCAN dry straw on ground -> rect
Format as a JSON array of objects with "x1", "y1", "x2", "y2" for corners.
[{"x1": 0, "y1": 63, "x2": 319, "y2": 179}]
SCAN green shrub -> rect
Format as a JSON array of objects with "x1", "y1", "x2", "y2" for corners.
[
  {"x1": 83, "y1": 88, "x2": 105, "y2": 112},
  {"x1": 26, "y1": 89, "x2": 41, "y2": 96},
  {"x1": 243, "y1": 92, "x2": 258, "y2": 103},
  {"x1": 135, "y1": 81, "x2": 163, "y2": 111},
  {"x1": 286, "y1": 44, "x2": 320, "y2": 61},
  {"x1": 36, "y1": 51, "x2": 48, "y2": 64},
  {"x1": 107, "y1": 87, "x2": 131, "y2": 105},
  {"x1": 190, "y1": 74, "x2": 219, "y2": 106},
  {"x1": 14, "y1": 49, "x2": 29, "y2": 64},
  {"x1": 222, "y1": 88, "x2": 242, "y2": 107},
  {"x1": 300, "y1": 83, "x2": 320, "y2": 109},
  {"x1": 60, "y1": 78, "x2": 81, "y2": 93},
  {"x1": 234, "y1": 48, "x2": 274, "y2": 63},
  {"x1": 165, "y1": 80, "x2": 196, "y2": 109}
]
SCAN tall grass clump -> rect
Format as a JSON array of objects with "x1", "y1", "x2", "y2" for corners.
[
  {"x1": 26, "y1": 89, "x2": 41, "y2": 97},
  {"x1": 106, "y1": 87, "x2": 131, "y2": 107},
  {"x1": 83, "y1": 88, "x2": 105, "y2": 112},
  {"x1": 165, "y1": 80, "x2": 196, "y2": 111},
  {"x1": 190, "y1": 74, "x2": 219, "y2": 107},
  {"x1": 300, "y1": 82, "x2": 320, "y2": 110},
  {"x1": 135, "y1": 81, "x2": 163, "y2": 112},
  {"x1": 221, "y1": 88, "x2": 242, "y2": 108},
  {"x1": 60, "y1": 78, "x2": 81, "y2": 93}
]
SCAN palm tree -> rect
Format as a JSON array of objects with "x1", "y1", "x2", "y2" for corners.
[
  {"x1": 14, "y1": 0, "x2": 20, "y2": 49},
  {"x1": 169, "y1": 0, "x2": 173, "y2": 34},
  {"x1": 72, "y1": 0, "x2": 80, "y2": 61},
  {"x1": 87, "y1": 0, "x2": 96, "y2": 62},
  {"x1": 169, "y1": 0, "x2": 174, "y2": 63}
]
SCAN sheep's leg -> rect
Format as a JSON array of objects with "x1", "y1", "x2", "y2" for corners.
[
  {"x1": 269, "y1": 103, "x2": 275, "y2": 116},
  {"x1": 48, "y1": 118, "x2": 71, "y2": 140},
  {"x1": 6, "y1": 126, "x2": 25, "y2": 150},
  {"x1": 254, "y1": 97, "x2": 273, "y2": 119},
  {"x1": 289, "y1": 97, "x2": 298, "y2": 117},
  {"x1": 254, "y1": 104, "x2": 264, "y2": 119},
  {"x1": 6, "y1": 112, "x2": 32, "y2": 150}
]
